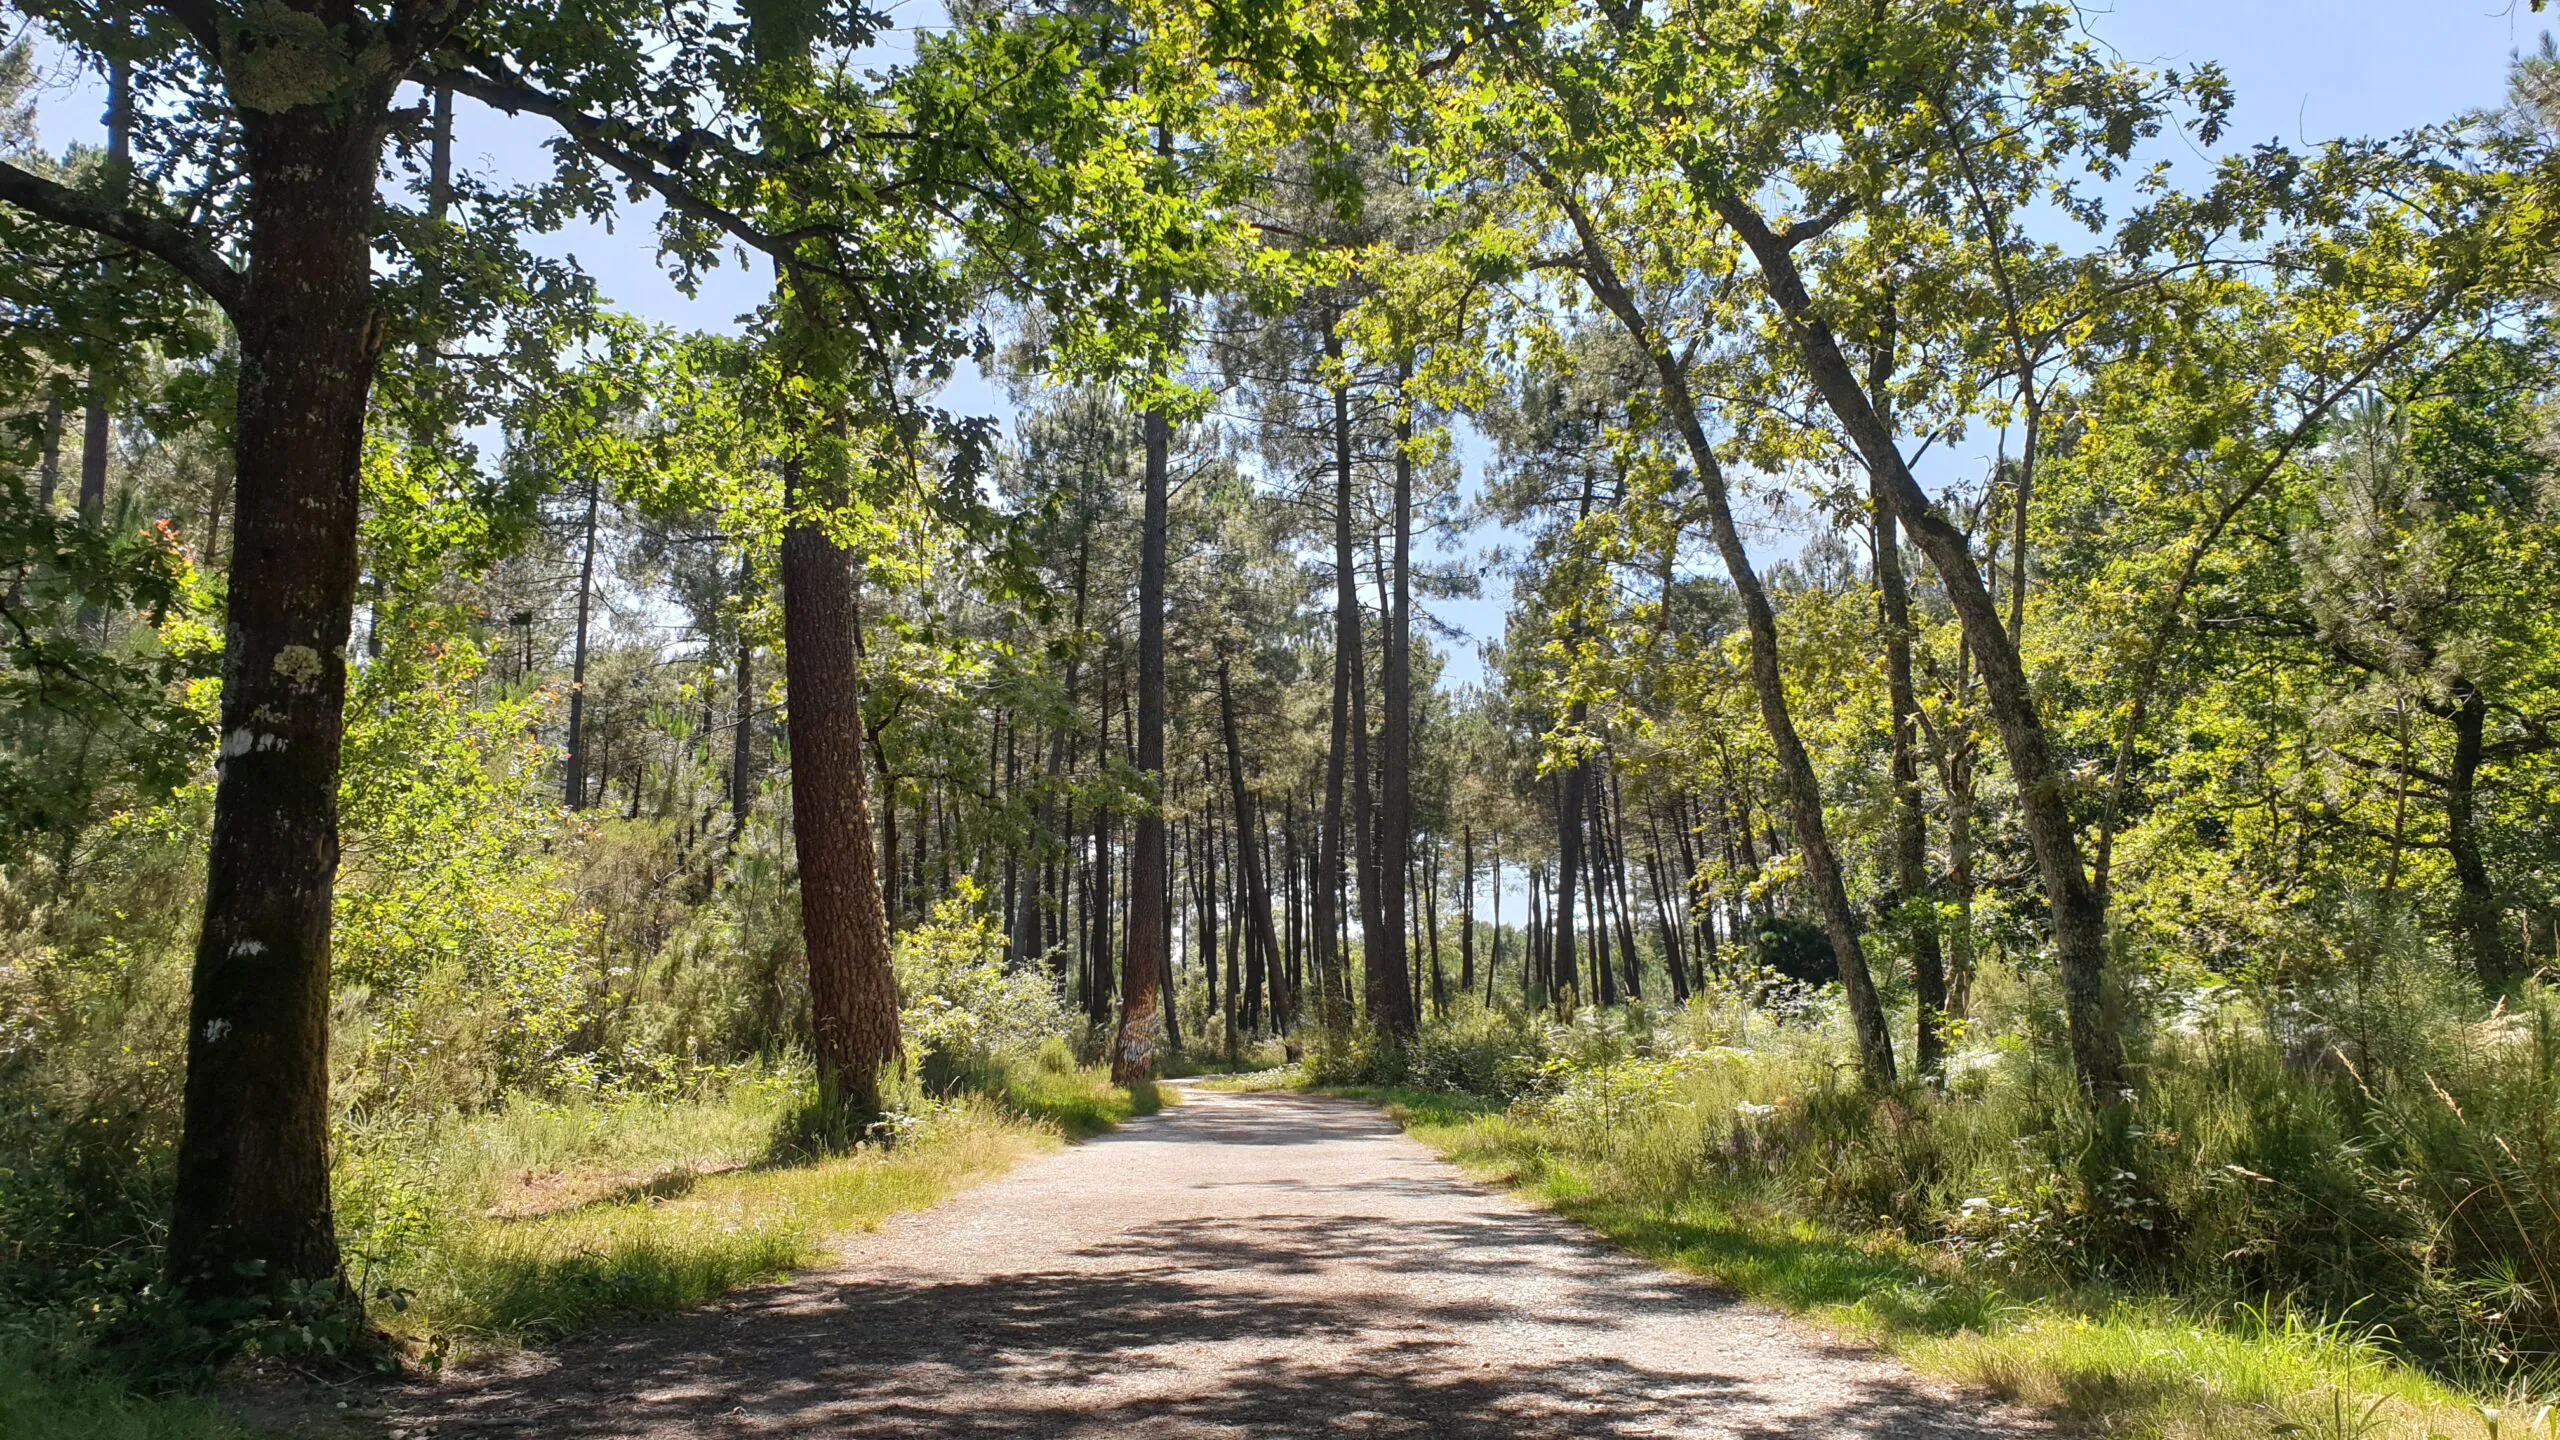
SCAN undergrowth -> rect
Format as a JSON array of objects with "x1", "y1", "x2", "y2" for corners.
[{"x1": 1293, "y1": 972, "x2": 2560, "y2": 1440}]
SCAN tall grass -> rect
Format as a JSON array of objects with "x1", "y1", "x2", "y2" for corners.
[{"x1": 1313, "y1": 977, "x2": 2560, "y2": 1439}]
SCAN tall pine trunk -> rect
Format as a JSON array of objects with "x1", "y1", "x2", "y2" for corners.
[
  {"x1": 1373, "y1": 368, "x2": 1419, "y2": 1036},
  {"x1": 1114, "y1": 390, "x2": 1171, "y2": 1080},
  {"x1": 1317, "y1": 325, "x2": 1358, "y2": 1031},
  {"x1": 780, "y1": 453, "x2": 903, "y2": 1119}
]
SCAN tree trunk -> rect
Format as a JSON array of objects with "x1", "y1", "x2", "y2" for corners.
[
  {"x1": 1718, "y1": 200, "x2": 2113, "y2": 1096},
  {"x1": 1459, "y1": 824, "x2": 1476, "y2": 995},
  {"x1": 1114, "y1": 390, "x2": 1171, "y2": 1080},
  {"x1": 729, "y1": 598, "x2": 755, "y2": 849},
  {"x1": 1555, "y1": 758, "x2": 1584, "y2": 1011},
  {"x1": 1318, "y1": 326, "x2": 1357, "y2": 1032},
  {"x1": 1218, "y1": 652, "x2": 1285, "y2": 1037},
  {"x1": 1867, "y1": 316, "x2": 1948, "y2": 1075},
  {"x1": 77, "y1": 57, "x2": 129, "y2": 533},
  {"x1": 779, "y1": 456, "x2": 905, "y2": 1119},
  {"x1": 1373, "y1": 366, "x2": 1419, "y2": 1037},
  {"x1": 2446, "y1": 680, "x2": 2517, "y2": 991},
  {"x1": 564, "y1": 466, "x2": 603, "y2": 807},
  {"x1": 1553, "y1": 191, "x2": 1894, "y2": 1084},
  {"x1": 170, "y1": 101, "x2": 390, "y2": 1306}
]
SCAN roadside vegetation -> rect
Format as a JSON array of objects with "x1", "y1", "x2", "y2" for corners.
[{"x1": 1292, "y1": 970, "x2": 2560, "y2": 1440}]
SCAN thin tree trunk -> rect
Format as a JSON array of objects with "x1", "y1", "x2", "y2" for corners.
[
  {"x1": 1460, "y1": 824, "x2": 1476, "y2": 996},
  {"x1": 1374, "y1": 362, "x2": 1419, "y2": 1036},
  {"x1": 564, "y1": 467, "x2": 603, "y2": 807},
  {"x1": 1553, "y1": 188, "x2": 1894, "y2": 1085},
  {"x1": 77, "y1": 56, "x2": 129, "y2": 532},
  {"x1": 1319, "y1": 324, "x2": 1357, "y2": 1032},
  {"x1": 1218, "y1": 652, "x2": 1285, "y2": 1038},
  {"x1": 1717, "y1": 199, "x2": 2111, "y2": 1095},
  {"x1": 1868, "y1": 317, "x2": 1948, "y2": 1074}
]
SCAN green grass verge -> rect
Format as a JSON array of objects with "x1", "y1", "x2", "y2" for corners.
[
  {"x1": 1, "y1": 1061, "x2": 1157, "y2": 1440},
  {"x1": 1319, "y1": 1082, "x2": 2526, "y2": 1440},
  {"x1": 0, "y1": 1341, "x2": 250, "y2": 1440},
  {"x1": 381, "y1": 1063, "x2": 1158, "y2": 1347}
]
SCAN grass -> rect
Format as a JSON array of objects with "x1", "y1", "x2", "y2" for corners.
[
  {"x1": 1306, "y1": 1080, "x2": 2539, "y2": 1440},
  {"x1": 366, "y1": 1057, "x2": 1158, "y2": 1349},
  {"x1": 0, "y1": 1056, "x2": 1158, "y2": 1439},
  {"x1": 0, "y1": 1340, "x2": 250, "y2": 1440}
]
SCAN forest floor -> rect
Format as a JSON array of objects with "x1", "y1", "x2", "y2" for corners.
[{"x1": 367, "y1": 1085, "x2": 2050, "y2": 1438}]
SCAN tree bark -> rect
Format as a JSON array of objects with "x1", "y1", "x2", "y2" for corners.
[
  {"x1": 2444, "y1": 680, "x2": 2517, "y2": 991},
  {"x1": 780, "y1": 456, "x2": 904, "y2": 1119},
  {"x1": 564, "y1": 466, "x2": 603, "y2": 807},
  {"x1": 1867, "y1": 317, "x2": 1948, "y2": 1075},
  {"x1": 1373, "y1": 365, "x2": 1419, "y2": 1036},
  {"x1": 1459, "y1": 824, "x2": 1476, "y2": 995},
  {"x1": 1551, "y1": 185, "x2": 1894, "y2": 1084},
  {"x1": 1114, "y1": 388, "x2": 1172, "y2": 1080},
  {"x1": 169, "y1": 98, "x2": 392, "y2": 1306},
  {"x1": 1317, "y1": 324, "x2": 1357, "y2": 1032},
  {"x1": 1218, "y1": 652, "x2": 1286, "y2": 1035}
]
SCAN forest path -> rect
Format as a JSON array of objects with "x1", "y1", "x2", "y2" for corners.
[{"x1": 403, "y1": 1085, "x2": 2047, "y2": 1439}]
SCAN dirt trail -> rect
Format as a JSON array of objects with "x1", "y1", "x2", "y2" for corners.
[{"x1": 400, "y1": 1086, "x2": 2047, "y2": 1438}]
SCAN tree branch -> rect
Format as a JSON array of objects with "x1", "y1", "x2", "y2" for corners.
[{"x1": 0, "y1": 160, "x2": 244, "y2": 317}]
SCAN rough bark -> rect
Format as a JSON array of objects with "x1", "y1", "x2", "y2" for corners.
[
  {"x1": 1317, "y1": 327, "x2": 1356, "y2": 1031},
  {"x1": 1373, "y1": 371, "x2": 1419, "y2": 1036},
  {"x1": 170, "y1": 98, "x2": 392, "y2": 1305},
  {"x1": 780, "y1": 458, "x2": 904, "y2": 1118},
  {"x1": 1114, "y1": 393, "x2": 1171, "y2": 1081}
]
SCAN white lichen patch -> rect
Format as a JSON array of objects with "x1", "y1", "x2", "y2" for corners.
[
  {"x1": 202, "y1": 1018, "x2": 233, "y2": 1044},
  {"x1": 272, "y1": 644, "x2": 325, "y2": 689}
]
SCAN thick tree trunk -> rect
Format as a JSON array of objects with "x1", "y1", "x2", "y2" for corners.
[
  {"x1": 780, "y1": 458, "x2": 904, "y2": 1119},
  {"x1": 170, "y1": 102, "x2": 389, "y2": 1305},
  {"x1": 1115, "y1": 395, "x2": 1171, "y2": 1080},
  {"x1": 1555, "y1": 191, "x2": 1894, "y2": 1085}
]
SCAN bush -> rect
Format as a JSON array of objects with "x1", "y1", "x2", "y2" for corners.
[{"x1": 895, "y1": 883, "x2": 1078, "y2": 1090}]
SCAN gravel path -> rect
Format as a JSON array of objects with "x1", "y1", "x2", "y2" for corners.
[{"x1": 404, "y1": 1086, "x2": 2048, "y2": 1438}]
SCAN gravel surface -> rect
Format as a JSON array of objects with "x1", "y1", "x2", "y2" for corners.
[{"x1": 400, "y1": 1085, "x2": 2049, "y2": 1438}]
